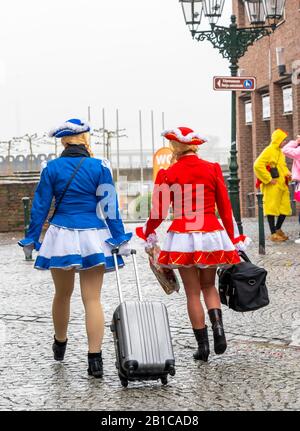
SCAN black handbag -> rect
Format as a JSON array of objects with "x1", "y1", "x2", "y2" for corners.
[
  {"x1": 217, "y1": 251, "x2": 269, "y2": 312},
  {"x1": 270, "y1": 167, "x2": 279, "y2": 179},
  {"x1": 269, "y1": 152, "x2": 280, "y2": 179}
]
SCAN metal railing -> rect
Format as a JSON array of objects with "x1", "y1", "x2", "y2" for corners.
[{"x1": 0, "y1": 154, "x2": 56, "y2": 175}]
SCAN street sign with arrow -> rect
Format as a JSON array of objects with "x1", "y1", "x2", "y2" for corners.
[{"x1": 214, "y1": 76, "x2": 256, "y2": 91}]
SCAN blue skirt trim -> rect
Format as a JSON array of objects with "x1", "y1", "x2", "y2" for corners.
[{"x1": 34, "y1": 253, "x2": 124, "y2": 272}]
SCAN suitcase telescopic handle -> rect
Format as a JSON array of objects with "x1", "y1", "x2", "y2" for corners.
[
  {"x1": 131, "y1": 249, "x2": 143, "y2": 302},
  {"x1": 112, "y1": 248, "x2": 143, "y2": 303},
  {"x1": 112, "y1": 248, "x2": 124, "y2": 303}
]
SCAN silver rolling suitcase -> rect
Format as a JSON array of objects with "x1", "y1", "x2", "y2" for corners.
[{"x1": 110, "y1": 249, "x2": 176, "y2": 387}]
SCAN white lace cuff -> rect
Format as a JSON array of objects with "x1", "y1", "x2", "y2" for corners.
[
  {"x1": 145, "y1": 233, "x2": 159, "y2": 250},
  {"x1": 234, "y1": 236, "x2": 252, "y2": 252}
]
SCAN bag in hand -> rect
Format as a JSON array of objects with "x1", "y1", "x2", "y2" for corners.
[
  {"x1": 269, "y1": 167, "x2": 279, "y2": 179},
  {"x1": 217, "y1": 251, "x2": 269, "y2": 312},
  {"x1": 149, "y1": 246, "x2": 180, "y2": 295}
]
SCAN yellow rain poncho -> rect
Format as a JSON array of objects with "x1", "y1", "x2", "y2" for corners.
[{"x1": 254, "y1": 129, "x2": 292, "y2": 216}]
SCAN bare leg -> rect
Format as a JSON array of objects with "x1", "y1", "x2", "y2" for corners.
[
  {"x1": 79, "y1": 266, "x2": 105, "y2": 353},
  {"x1": 51, "y1": 269, "x2": 75, "y2": 342},
  {"x1": 178, "y1": 266, "x2": 205, "y2": 329},
  {"x1": 199, "y1": 268, "x2": 221, "y2": 311},
  {"x1": 179, "y1": 266, "x2": 210, "y2": 361}
]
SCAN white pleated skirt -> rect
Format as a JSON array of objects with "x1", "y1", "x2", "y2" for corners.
[
  {"x1": 35, "y1": 225, "x2": 123, "y2": 271},
  {"x1": 158, "y1": 230, "x2": 241, "y2": 268}
]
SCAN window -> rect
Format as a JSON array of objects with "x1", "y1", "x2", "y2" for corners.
[
  {"x1": 262, "y1": 94, "x2": 270, "y2": 120},
  {"x1": 245, "y1": 101, "x2": 252, "y2": 124},
  {"x1": 282, "y1": 85, "x2": 293, "y2": 114}
]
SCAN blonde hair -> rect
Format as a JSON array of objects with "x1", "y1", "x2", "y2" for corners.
[
  {"x1": 169, "y1": 140, "x2": 198, "y2": 158},
  {"x1": 61, "y1": 132, "x2": 94, "y2": 157}
]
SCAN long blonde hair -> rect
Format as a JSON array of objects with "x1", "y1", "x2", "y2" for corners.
[
  {"x1": 169, "y1": 140, "x2": 198, "y2": 160},
  {"x1": 61, "y1": 132, "x2": 94, "y2": 157}
]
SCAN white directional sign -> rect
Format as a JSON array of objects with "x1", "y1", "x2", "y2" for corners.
[{"x1": 214, "y1": 76, "x2": 256, "y2": 91}]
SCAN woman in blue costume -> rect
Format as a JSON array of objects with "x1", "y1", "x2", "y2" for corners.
[{"x1": 18, "y1": 118, "x2": 132, "y2": 378}]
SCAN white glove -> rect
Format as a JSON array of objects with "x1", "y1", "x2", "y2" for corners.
[
  {"x1": 234, "y1": 236, "x2": 252, "y2": 252},
  {"x1": 118, "y1": 242, "x2": 131, "y2": 256},
  {"x1": 145, "y1": 233, "x2": 159, "y2": 252}
]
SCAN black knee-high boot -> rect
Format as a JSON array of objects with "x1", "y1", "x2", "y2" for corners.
[
  {"x1": 208, "y1": 309, "x2": 227, "y2": 355},
  {"x1": 193, "y1": 326, "x2": 210, "y2": 362}
]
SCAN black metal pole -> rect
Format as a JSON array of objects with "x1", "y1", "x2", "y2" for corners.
[
  {"x1": 228, "y1": 62, "x2": 243, "y2": 235},
  {"x1": 256, "y1": 191, "x2": 266, "y2": 255}
]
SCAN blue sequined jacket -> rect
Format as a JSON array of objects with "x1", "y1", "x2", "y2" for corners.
[{"x1": 18, "y1": 156, "x2": 132, "y2": 250}]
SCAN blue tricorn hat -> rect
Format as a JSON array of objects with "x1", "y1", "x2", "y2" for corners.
[{"x1": 49, "y1": 118, "x2": 90, "y2": 138}]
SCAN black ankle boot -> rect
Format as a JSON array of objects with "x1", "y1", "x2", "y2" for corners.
[
  {"x1": 193, "y1": 326, "x2": 210, "y2": 362},
  {"x1": 208, "y1": 309, "x2": 227, "y2": 355},
  {"x1": 52, "y1": 336, "x2": 67, "y2": 361},
  {"x1": 88, "y1": 352, "x2": 103, "y2": 378}
]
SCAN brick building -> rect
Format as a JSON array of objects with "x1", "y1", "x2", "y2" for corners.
[{"x1": 233, "y1": 0, "x2": 300, "y2": 216}]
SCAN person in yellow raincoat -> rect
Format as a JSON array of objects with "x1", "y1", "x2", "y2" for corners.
[{"x1": 254, "y1": 129, "x2": 292, "y2": 242}]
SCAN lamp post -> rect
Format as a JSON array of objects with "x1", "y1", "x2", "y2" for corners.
[{"x1": 179, "y1": 0, "x2": 286, "y2": 234}]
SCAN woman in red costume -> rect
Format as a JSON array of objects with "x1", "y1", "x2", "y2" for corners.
[{"x1": 136, "y1": 127, "x2": 250, "y2": 362}]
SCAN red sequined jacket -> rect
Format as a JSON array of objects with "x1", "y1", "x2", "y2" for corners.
[{"x1": 136, "y1": 154, "x2": 245, "y2": 245}]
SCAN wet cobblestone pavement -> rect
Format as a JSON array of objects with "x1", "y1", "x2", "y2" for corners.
[{"x1": 0, "y1": 219, "x2": 299, "y2": 411}]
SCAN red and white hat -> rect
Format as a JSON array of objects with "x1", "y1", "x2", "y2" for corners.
[{"x1": 162, "y1": 127, "x2": 207, "y2": 146}]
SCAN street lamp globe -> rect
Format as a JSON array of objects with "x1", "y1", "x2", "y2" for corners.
[
  {"x1": 179, "y1": 0, "x2": 203, "y2": 37},
  {"x1": 263, "y1": 0, "x2": 286, "y2": 21},
  {"x1": 202, "y1": 0, "x2": 225, "y2": 25},
  {"x1": 244, "y1": 0, "x2": 266, "y2": 25}
]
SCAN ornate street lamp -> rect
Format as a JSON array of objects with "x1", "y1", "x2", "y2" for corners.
[
  {"x1": 202, "y1": 0, "x2": 225, "y2": 25},
  {"x1": 180, "y1": 0, "x2": 203, "y2": 37},
  {"x1": 179, "y1": 0, "x2": 286, "y2": 233},
  {"x1": 244, "y1": 0, "x2": 266, "y2": 25},
  {"x1": 263, "y1": 0, "x2": 286, "y2": 21}
]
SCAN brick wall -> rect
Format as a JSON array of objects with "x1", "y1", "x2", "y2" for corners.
[
  {"x1": 0, "y1": 182, "x2": 37, "y2": 232},
  {"x1": 233, "y1": 0, "x2": 300, "y2": 216}
]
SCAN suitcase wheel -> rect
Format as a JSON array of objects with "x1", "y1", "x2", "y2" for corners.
[
  {"x1": 161, "y1": 376, "x2": 168, "y2": 386},
  {"x1": 119, "y1": 374, "x2": 128, "y2": 388},
  {"x1": 169, "y1": 366, "x2": 176, "y2": 377},
  {"x1": 121, "y1": 379, "x2": 128, "y2": 388}
]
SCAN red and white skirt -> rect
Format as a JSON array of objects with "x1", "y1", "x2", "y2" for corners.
[{"x1": 157, "y1": 230, "x2": 241, "y2": 269}]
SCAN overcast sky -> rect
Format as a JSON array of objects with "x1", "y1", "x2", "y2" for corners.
[{"x1": 0, "y1": 0, "x2": 232, "y2": 152}]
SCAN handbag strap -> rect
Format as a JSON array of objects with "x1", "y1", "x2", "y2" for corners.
[
  {"x1": 48, "y1": 157, "x2": 86, "y2": 222},
  {"x1": 238, "y1": 250, "x2": 251, "y2": 263}
]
